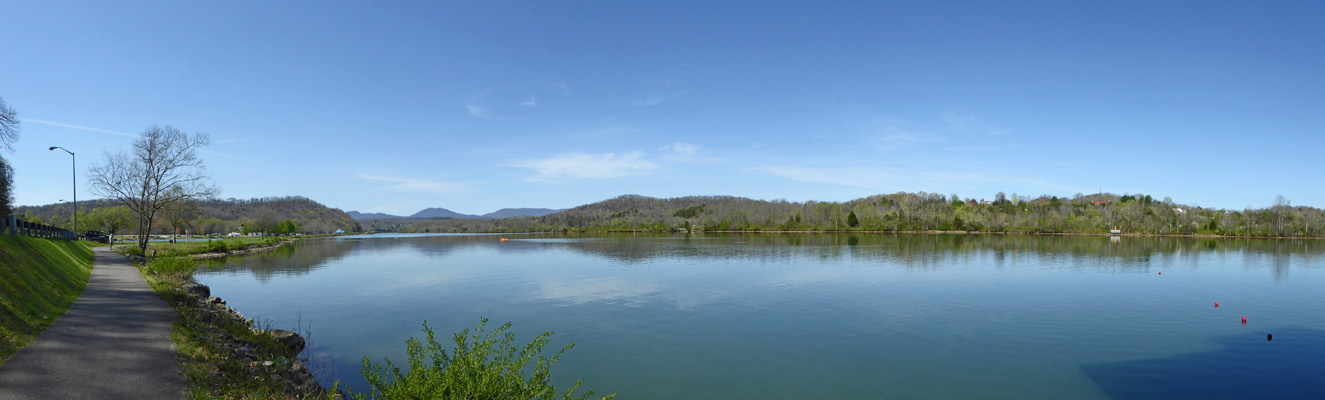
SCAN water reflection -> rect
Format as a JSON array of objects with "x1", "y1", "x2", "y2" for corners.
[
  {"x1": 199, "y1": 238, "x2": 358, "y2": 283},
  {"x1": 538, "y1": 233, "x2": 1325, "y2": 279},
  {"x1": 193, "y1": 233, "x2": 1325, "y2": 398},
  {"x1": 200, "y1": 234, "x2": 1325, "y2": 284}
]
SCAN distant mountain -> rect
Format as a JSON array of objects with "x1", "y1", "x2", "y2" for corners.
[
  {"x1": 410, "y1": 207, "x2": 479, "y2": 220},
  {"x1": 346, "y1": 211, "x2": 407, "y2": 220},
  {"x1": 480, "y1": 208, "x2": 564, "y2": 219}
]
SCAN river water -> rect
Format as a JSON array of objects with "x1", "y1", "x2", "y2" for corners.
[{"x1": 195, "y1": 233, "x2": 1325, "y2": 399}]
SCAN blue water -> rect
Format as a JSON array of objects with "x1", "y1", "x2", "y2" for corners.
[{"x1": 195, "y1": 233, "x2": 1325, "y2": 399}]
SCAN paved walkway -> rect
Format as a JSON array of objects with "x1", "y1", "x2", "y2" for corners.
[{"x1": 0, "y1": 247, "x2": 185, "y2": 400}]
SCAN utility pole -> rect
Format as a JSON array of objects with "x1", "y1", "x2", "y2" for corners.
[{"x1": 49, "y1": 146, "x2": 76, "y2": 238}]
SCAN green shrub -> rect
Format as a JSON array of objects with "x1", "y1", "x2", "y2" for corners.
[
  {"x1": 144, "y1": 256, "x2": 198, "y2": 278},
  {"x1": 202, "y1": 240, "x2": 231, "y2": 253},
  {"x1": 355, "y1": 319, "x2": 613, "y2": 400}
]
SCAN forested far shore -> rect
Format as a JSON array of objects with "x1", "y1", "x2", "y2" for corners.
[
  {"x1": 393, "y1": 192, "x2": 1324, "y2": 238},
  {"x1": 13, "y1": 191, "x2": 1321, "y2": 239},
  {"x1": 13, "y1": 196, "x2": 362, "y2": 236}
]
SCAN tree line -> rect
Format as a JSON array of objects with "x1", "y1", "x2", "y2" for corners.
[
  {"x1": 15, "y1": 195, "x2": 362, "y2": 238},
  {"x1": 396, "y1": 192, "x2": 1325, "y2": 238}
]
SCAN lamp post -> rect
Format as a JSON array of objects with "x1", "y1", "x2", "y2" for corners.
[{"x1": 49, "y1": 146, "x2": 76, "y2": 239}]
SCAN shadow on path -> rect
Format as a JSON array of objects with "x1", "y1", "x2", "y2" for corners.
[
  {"x1": 1081, "y1": 327, "x2": 1325, "y2": 399},
  {"x1": 0, "y1": 247, "x2": 184, "y2": 400}
]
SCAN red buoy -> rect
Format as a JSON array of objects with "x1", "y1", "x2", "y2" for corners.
[
  {"x1": 1215, "y1": 302, "x2": 1219, "y2": 308},
  {"x1": 1267, "y1": 333, "x2": 1273, "y2": 341},
  {"x1": 1158, "y1": 272, "x2": 1162, "y2": 275},
  {"x1": 1242, "y1": 317, "x2": 1248, "y2": 325}
]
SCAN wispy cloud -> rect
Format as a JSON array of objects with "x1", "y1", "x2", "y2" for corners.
[
  {"x1": 659, "y1": 142, "x2": 700, "y2": 156},
  {"x1": 752, "y1": 165, "x2": 985, "y2": 190},
  {"x1": 21, "y1": 118, "x2": 137, "y2": 138},
  {"x1": 659, "y1": 142, "x2": 726, "y2": 163},
  {"x1": 467, "y1": 83, "x2": 570, "y2": 118},
  {"x1": 514, "y1": 152, "x2": 658, "y2": 182},
  {"x1": 879, "y1": 131, "x2": 940, "y2": 143},
  {"x1": 870, "y1": 125, "x2": 943, "y2": 151},
  {"x1": 635, "y1": 91, "x2": 686, "y2": 107},
  {"x1": 466, "y1": 105, "x2": 490, "y2": 118},
  {"x1": 532, "y1": 277, "x2": 660, "y2": 306},
  {"x1": 357, "y1": 174, "x2": 469, "y2": 193},
  {"x1": 943, "y1": 111, "x2": 1011, "y2": 136},
  {"x1": 199, "y1": 149, "x2": 255, "y2": 162}
]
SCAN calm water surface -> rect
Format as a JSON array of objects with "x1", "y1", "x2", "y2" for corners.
[{"x1": 195, "y1": 233, "x2": 1325, "y2": 399}]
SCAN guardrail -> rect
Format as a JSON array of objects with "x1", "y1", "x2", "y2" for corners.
[{"x1": 3, "y1": 214, "x2": 78, "y2": 240}]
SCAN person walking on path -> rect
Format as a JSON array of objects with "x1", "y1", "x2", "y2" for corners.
[{"x1": 0, "y1": 246, "x2": 185, "y2": 399}]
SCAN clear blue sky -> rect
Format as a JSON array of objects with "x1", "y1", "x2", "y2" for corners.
[{"x1": 2, "y1": 1, "x2": 1321, "y2": 215}]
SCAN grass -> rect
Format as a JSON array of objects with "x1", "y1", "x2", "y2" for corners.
[
  {"x1": 0, "y1": 236, "x2": 97, "y2": 364},
  {"x1": 139, "y1": 255, "x2": 344, "y2": 399},
  {"x1": 124, "y1": 236, "x2": 285, "y2": 258}
]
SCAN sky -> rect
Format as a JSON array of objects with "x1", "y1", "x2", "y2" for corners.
[{"x1": 1, "y1": 1, "x2": 1322, "y2": 215}]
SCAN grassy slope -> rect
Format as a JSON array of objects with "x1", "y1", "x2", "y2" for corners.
[{"x1": 0, "y1": 236, "x2": 96, "y2": 364}]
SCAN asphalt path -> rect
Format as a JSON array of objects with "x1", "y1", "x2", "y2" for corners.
[{"x1": 0, "y1": 246, "x2": 185, "y2": 399}]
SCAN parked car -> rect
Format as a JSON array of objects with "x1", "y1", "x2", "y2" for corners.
[{"x1": 84, "y1": 231, "x2": 110, "y2": 243}]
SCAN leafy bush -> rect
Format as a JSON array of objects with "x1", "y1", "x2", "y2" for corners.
[
  {"x1": 355, "y1": 319, "x2": 613, "y2": 400},
  {"x1": 203, "y1": 240, "x2": 231, "y2": 253},
  {"x1": 144, "y1": 256, "x2": 198, "y2": 278}
]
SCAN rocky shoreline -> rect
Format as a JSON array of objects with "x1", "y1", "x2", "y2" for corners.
[
  {"x1": 126, "y1": 239, "x2": 344, "y2": 399},
  {"x1": 192, "y1": 242, "x2": 290, "y2": 260},
  {"x1": 177, "y1": 280, "x2": 340, "y2": 399}
]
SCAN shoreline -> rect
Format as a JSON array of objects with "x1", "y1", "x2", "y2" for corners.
[
  {"x1": 127, "y1": 237, "x2": 343, "y2": 399},
  {"x1": 191, "y1": 241, "x2": 291, "y2": 260}
]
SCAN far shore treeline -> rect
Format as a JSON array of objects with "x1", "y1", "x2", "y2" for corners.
[
  {"x1": 386, "y1": 192, "x2": 1322, "y2": 238},
  {"x1": 14, "y1": 196, "x2": 362, "y2": 236},
  {"x1": 12, "y1": 191, "x2": 1324, "y2": 239}
]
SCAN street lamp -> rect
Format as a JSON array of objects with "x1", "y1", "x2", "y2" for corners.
[{"x1": 49, "y1": 146, "x2": 76, "y2": 239}]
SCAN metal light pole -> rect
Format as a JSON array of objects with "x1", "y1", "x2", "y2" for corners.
[{"x1": 49, "y1": 146, "x2": 76, "y2": 239}]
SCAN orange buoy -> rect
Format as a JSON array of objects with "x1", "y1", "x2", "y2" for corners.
[
  {"x1": 499, "y1": 238, "x2": 509, "y2": 241},
  {"x1": 1242, "y1": 317, "x2": 1248, "y2": 325}
]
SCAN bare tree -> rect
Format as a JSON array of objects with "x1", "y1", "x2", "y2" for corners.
[
  {"x1": 161, "y1": 190, "x2": 199, "y2": 242},
  {"x1": 0, "y1": 95, "x2": 17, "y2": 216},
  {"x1": 1275, "y1": 195, "x2": 1290, "y2": 236},
  {"x1": 0, "y1": 95, "x2": 17, "y2": 152},
  {"x1": 89, "y1": 126, "x2": 219, "y2": 253}
]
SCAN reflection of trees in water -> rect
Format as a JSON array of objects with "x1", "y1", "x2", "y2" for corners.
[
  {"x1": 204, "y1": 233, "x2": 1325, "y2": 282},
  {"x1": 202, "y1": 238, "x2": 359, "y2": 283},
  {"x1": 543, "y1": 233, "x2": 1325, "y2": 275}
]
